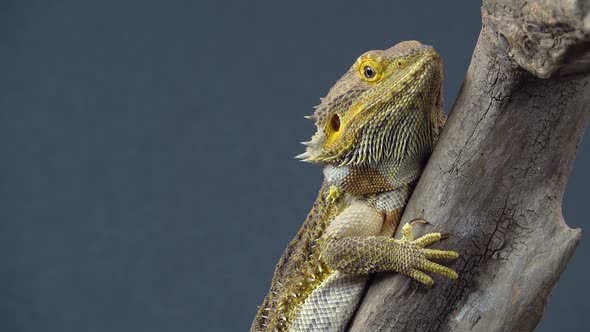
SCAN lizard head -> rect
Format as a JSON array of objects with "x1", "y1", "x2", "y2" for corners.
[{"x1": 297, "y1": 40, "x2": 444, "y2": 167}]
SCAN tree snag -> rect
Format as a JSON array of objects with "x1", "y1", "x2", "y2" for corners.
[{"x1": 349, "y1": 0, "x2": 590, "y2": 331}]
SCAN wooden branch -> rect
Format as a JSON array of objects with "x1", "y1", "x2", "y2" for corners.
[{"x1": 349, "y1": 1, "x2": 590, "y2": 331}]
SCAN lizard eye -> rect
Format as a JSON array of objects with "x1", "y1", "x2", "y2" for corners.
[
  {"x1": 330, "y1": 114, "x2": 341, "y2": 132},
  {"x1": 358, "y1": 58, "x2": 382, "y2": 82},
  {"x1": 363, "y1": 66, "x2": 376, "y2": 79}
]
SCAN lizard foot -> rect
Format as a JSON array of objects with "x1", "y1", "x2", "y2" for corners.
[{"x1": 395, "y1": 221, "x2": 459, "y2": 286}]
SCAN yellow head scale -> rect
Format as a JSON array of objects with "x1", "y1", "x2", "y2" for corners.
[{"x1": 297, "y1": 40, "x2": 444, "y2": 167}]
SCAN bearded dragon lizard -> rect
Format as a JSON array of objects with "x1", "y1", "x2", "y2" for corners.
[{"x1": 250, "y1": 40, "x2": 458, "y2": 332}]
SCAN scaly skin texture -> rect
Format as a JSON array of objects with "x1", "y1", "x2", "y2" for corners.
[{"x1": 251, "y1": 41, "x2": 458, "y2": 332}]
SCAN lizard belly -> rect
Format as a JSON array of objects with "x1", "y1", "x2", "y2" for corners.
[{"x1": 289, "y1": 271, "x2": 368, "y2": 332}]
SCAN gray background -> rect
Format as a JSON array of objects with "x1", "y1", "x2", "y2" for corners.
[{"x1": 1, "y1": 0, "x2": 587, "y2": 331}]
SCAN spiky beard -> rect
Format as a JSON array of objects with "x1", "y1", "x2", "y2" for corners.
[{"x1": 328, "y1": 107, "x2": 434, "y2": 167}]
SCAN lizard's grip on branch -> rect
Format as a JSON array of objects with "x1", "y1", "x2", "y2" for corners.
[{"x1": 320, "y1": 223, "x2": 458, "y2": 285}]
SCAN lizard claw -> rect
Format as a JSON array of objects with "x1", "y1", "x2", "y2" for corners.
[{"x1": 409, "y1": 218, "x2": 429, "y2": 226}]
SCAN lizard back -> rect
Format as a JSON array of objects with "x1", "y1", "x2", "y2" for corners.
[{"x1": 250, "y1": 182, "x2": 341, "y2": 331}]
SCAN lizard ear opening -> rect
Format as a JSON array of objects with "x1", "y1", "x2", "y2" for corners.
[{"x1": 330, "y1": 114, "x2": 341, "y2": 132}]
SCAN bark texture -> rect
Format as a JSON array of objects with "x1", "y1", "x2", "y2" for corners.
[{"x1": 349, "y1": 0, "x2": 590, "y2": 331}]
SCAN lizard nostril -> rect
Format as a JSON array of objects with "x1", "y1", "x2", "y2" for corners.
[{"x1": 330, "y1": 114, "x2": 341, "y2": 132}]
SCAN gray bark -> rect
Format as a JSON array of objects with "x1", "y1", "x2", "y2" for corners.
[{"x1": 349, "y1": 0, "x2": 590, "y2": 331}]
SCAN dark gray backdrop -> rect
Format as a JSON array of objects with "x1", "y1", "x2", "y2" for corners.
[{"x1": 1, "y1": 1, "x2": 587, "y2": 331}]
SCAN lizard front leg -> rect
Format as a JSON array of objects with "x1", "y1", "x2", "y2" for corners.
[{"x1": 319, "y1": 200, "x2": 458, "y2": 286}]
